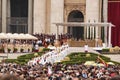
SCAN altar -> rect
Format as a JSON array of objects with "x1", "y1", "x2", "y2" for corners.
[
  {"x1": 54, "y1": 22, "x2": 115, "y2": 47},
  {"x1": 67, "y1": 39, "x2": 102, "y2": 47}
]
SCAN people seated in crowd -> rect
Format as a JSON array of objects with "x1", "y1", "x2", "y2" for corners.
[
  {"x1": 33, "y1": 33, "x2": 72, "y2": 47},
  {"x1": 0, "y1": 33, "x2": 104, "y2": 53},
  {"x1": 0, "y1": 33, "x2": 72, "y2": 53},
  {"x1": 0, "y1": 62, "x2": 120, "y2": 80}
]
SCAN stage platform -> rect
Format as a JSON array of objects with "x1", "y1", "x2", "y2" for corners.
[{"x1": 67, "y1": 39, "x2": 102, "y2": 47}]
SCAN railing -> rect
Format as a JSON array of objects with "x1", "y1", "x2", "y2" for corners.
[
  {"x1": 7, "y1": 17, "x2": 28, "y2": 33},
  {"x1": 7, "y1": 17, "x2": 28, "y2": 25},
  {"x1": 0, "y1": 18, "x2": 2, "y2": 32},
  {"x1": 68, "y1": 18, "x2": 84, "y2": 22}
]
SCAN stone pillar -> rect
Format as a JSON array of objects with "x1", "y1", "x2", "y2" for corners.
[
  {"x1": 86, "y1": 0, "x2": 99, "y2": 39},
  {"x1": 33, "y1": 0, "x2": 46, "y2": 34},
  {"x1": 7, "y1": 0, "x2": 10, "y2": 33},
  {"x1": 0, "y1": 0, "x2": 1, "y2": 17},
  {"x1": 103, "y1": 0, "x2": 108, "y2": 22},
  {"x1": 92, "y1": 27, "x2": 95, "y2": 39},
  {"x1": 86, "y1": 27, "x2": 89, "y2": 39},
  {"x1": 7, "y1": 0, "x2": 10, "y2": 17},
  {"x1": 90, "y1": 27, "x2": 92, "y2": 39},
  {"x1": 46, "y1": 0, "x2": 51, "y2": 33},
  {"x1": 103, "y1": 0, "x2": 108, "y2": 46},
  {"x1": 28, "y1": 0, "x2": 33, "y2": 34},
  {"x1": 108, "y1": 25, "x2": 112, "y2": 47},
  {"x1": 56, "y1": 25, "x2": 59, "y2": 39},
  {"x1": 2, "y1": 0, "x2": 7, "y2": 32},
  {"x1": 0, "y1": 0, "x2": 2, "y2": 32},
  {"x1": 50, "y1": 0, "x2": 64, "y2": 34}
]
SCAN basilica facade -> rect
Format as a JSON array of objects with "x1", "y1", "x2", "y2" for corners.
[
  {"x1": 0, "y1": 0, "x2": 107, "y2": 33},
  {"x1": 1, "y1": 0, "x2": 120, "y2": 46}
]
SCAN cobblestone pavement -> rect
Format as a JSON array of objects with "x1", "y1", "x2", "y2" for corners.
[
  {"x1": 0, "y1": 53, "x2": 31, "y2": 60},
  {"x1": 103, "y1": 54, "x2": 120, "y2": 63}
]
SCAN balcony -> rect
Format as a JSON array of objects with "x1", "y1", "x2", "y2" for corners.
[
  {"x1": 7, "y1": 17, "x2": 28, "y2": 25},
  {"x1": 7, "y1": 17, "x2": 28, "y2": 33}
]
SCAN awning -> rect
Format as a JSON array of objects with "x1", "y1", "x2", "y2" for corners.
[{"x1": 53, "y1": 22, "x2": 115, "y2": 27}]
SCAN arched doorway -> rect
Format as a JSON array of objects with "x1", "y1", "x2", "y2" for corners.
[{"x1": 68, "y1": 10, "x2": 84, "y2": 40}]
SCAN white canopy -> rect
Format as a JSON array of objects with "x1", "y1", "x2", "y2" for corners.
[
  {"x1": 6, "y1": 33, "x2": 14, "y2": 39},
  {"x1": 0, "y1": 33, "x2": 38, "y2": 40},
  {"x1": 25, "y1": 34, "x2": 38, "y2": 40},
  {"x1": 13, "y1": 33, "x2": 19, "y2": 39},
  {"x1": 0, "y1": 33, "x2": 7, "y2": 39},
  {"x1": 53, "y1": 22, "x2": 115, "y2": 47},
  {"x1": 53, "y1": 22, "x2": 115, "y2": 27}
]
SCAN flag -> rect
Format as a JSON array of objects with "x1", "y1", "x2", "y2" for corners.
[{"x1": 97, "y1": 56, "x2": 108, "y2": 67}]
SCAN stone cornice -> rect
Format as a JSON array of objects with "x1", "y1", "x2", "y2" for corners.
[
  {"x1": 65, "y1": 3, "x2": 85, "y2": 6},
  {"x1": 108, "y1": 0, "x2": 120, "y2": 2}
]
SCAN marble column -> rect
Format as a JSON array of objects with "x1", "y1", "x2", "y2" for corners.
[
  {"x1": 33, "y1": 0, "x2": 46, "y2": 34},
  {"x1": 103, "y1": 0, "x2": 108, "y2": 22},
  {"x1": 7, "y1": 0, "x2": 10, "y2": 17},
  {"x1": 103, "y1": 0, "x2": 108, "y2": 46},
  {"x1": 2, "y1": 0, "x2": 7, "y2": 33},
  {"x1": 0, "y1": 0, "x2": 2, "y2": 32},
  {"x1": 50, "y1": 0, "x2": 64, "y2": 34},
  {"x1": 108, "y1": 25, "x2": 112, "y2": 47},
  {"x1": 46, "y1": 0, "x2": 51, "y2": 33},
  {"x1": 0, "y1": 0, "x2": 1, "y2": 17},
  {"x1": 28, "y1": 0, "x2": 33, "y2": 34},
  {"x1": 92, "y1": 27, "x2": 95, "y2": 39},
  {"x1": 86, "y1": 26, "x2": 89, "y2": 39},
  {"x1": 7, "y1": 0, "x2": 11, "y2": 33},
  {"x1": 85, "y1": 26, "x2": 88, "y2": 39},
  {"x1": 90, "y1": 27, "x2": 92, "y2": 39},
  {"x1": 86, "y1": 0, "x2": 99, "y2": 39}
]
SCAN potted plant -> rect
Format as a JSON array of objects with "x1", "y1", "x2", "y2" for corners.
[
  {"x1": 13, "y1": 48, "x2": 18, "y2": 53},
  {"x1": 8, "y1": 48, "x2": 11, "y2": 53},
  {"x1": 20, "y1": 48, "x2": 24, "y2": 52},
  {"x1": 0, "y1": 47, "x2": 4, "y2": 53}
]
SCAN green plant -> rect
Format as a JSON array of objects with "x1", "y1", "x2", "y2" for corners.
[
  {"x1": 0, "y1": 47, "x2": 4, "y2": 53},
  {"x1": 4, "y1": 59, "x2": 17, "y2": 63},
  {"x1": 20, "y1": 48, "x2": 24, "y2": 52},
  {"x1": 13, "y1": 48, "x2": 18, "y2": 53},
  {"x1": 62, "y1": 61, "x2": 82, "y2": 65},
  {"x1": 4, "y1": 50, "x2": 43, "y2": 65},
  {"x1": 34, "y1": 53, "x2": 39, "y2": 57},
  {"x1": 8, "y1": 48, "x2": 11, "y2": 52},
  {"x1": 102, "y1": 48, "x2": 110, "y2": 52},
  {"x1": 42, "y1": 48, "x2": 50, "y2": 52},
  {"x1": 60, "y1": 52, "x2": 113, "y2": 65}
]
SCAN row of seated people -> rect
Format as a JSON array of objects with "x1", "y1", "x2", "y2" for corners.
[
  {"x1": 33, "y1": 33, "x2": 72, "y2": 41},
  {"x1": 33, "y1": 33, "x2": 72, "y2": 46},
  {"x1": 0, "y1": 43, "x2": 33, "y2": 53}
]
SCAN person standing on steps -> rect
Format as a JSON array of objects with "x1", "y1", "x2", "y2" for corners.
[{"x1": 84, "y1": 43, "x2": 88, "y2": 53}]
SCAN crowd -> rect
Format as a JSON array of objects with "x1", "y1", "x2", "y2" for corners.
[
  {"x1": 0, "y1": 40, "x2": 33, "y2": 53},
  {"x1": 0, "y1": 62, "x2": 120, "y2": 80},
  {"x1": 0, "y1": 33, "x2": 72, "y2": 53},
  {"x1": 0, "y1": 33, "x2": 120, "y2": 80},
  {"x1": 32, "y1": 33, "x2": 72, "y2": 47}
]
